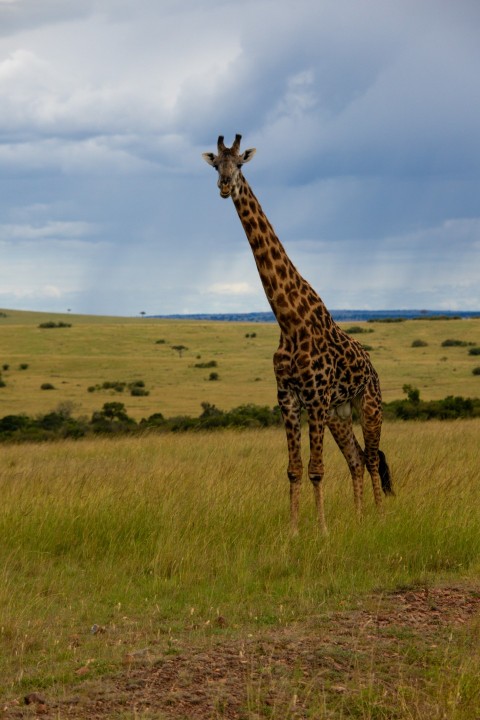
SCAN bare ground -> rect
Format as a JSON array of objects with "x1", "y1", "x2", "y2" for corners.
[{"x1": 3, "y1": 585, "x2": 480, "y2": 719}]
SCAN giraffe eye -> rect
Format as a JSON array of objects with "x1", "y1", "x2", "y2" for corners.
[
  {"x1": 237, "y1": 163, "x2": 242, "y2": 169},
  {"x1": 213, "y1": 164, "x2": 218, "y2": 171}
]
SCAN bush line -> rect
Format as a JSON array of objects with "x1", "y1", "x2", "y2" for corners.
[{"x1": 0, "y1": 390, "x2": 479, "y2": 443}]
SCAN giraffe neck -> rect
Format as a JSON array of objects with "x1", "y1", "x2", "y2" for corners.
[{"x1": 232, "y1": 176, "x2": 330, "y2": 335}]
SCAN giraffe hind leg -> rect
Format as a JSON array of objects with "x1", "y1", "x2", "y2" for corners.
[
  {"x1": 355, "y1": 388, "x2": 393, "y2": 507},
  {"x1": 327, "y1": 411, "x2": 365, "y2": 519}
]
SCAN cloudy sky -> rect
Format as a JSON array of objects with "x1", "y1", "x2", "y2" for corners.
[{"x1": 1, "y1": 0, "x2": 479, "y2": 316}]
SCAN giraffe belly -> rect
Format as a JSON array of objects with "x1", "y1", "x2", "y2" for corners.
[{"x1": 288, "y1": 381, "x2": 354, "y2": 420}]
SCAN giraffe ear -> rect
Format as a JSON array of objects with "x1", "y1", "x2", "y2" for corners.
[
  {"x1": 240, "y1": 148, "x2": 256, "y2": 164},
  {"x1": 202, "y1": 152, "x2": 217, "y2": 166}
]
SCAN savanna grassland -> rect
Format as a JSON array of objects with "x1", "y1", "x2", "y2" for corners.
[
  {"x1": 1, "y1": 308, "x2": 479, "y2": 420},
  {"x1": 1, "y1": 309, "x2": 480, "y2": 719}
]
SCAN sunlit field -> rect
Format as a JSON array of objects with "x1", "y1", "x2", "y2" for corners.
[{"x1": 1, "y1": 309, "x2": 479, "y2": 420}]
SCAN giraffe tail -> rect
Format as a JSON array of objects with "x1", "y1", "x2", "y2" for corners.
[{"x1": 379, "y1": 450, "x2": 395, "y2": 496}]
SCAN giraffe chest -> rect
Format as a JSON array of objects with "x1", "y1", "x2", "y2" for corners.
[{"x1": 274, "y1": 335, "x2": 373, "y2": 408}]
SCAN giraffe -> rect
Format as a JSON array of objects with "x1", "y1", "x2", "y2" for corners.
[{"x1": 202, "y1": 134, "x2": 393, "y2": 533}]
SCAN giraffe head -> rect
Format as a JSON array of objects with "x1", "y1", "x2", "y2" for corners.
[{"x1": 202, "y1": 134, "x2": 256, "y2": 198}]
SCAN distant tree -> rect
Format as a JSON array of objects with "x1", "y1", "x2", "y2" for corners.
[
  {"x1": 90, "y1": 402, "x2": 137, "y2": 434},
  {"x1": 200, "y1": 402, "x2": 223, "y2": 418},
  {"x1": 171, "y1": 345, "x2": 188, "y2": 358},
  {"x1": 99, "y1": 402, "x2": 129, "y2": 420},
  {"x1": 402, "y1": 384, "x2": 420, "y2": 404},
  {"x1": 140, "y1": 311, "x2": 146, "y2": 318}
]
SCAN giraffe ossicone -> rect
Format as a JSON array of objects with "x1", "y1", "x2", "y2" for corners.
[{"x1": 202, "y1": 134, "x2": 393, "y2": 533}]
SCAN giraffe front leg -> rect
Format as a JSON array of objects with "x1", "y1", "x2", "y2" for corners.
[
  {"x1": 307, "y1": 412, "x2": 328, "y2": 535},
  {"x1": 288, "y1": 469, "x2": 302, "y2": 535},
  {"x1": 276, "y1": 385, "x2": 303, "y2": 534},
  {"x1": 284, "y1": 409, "x2": 303, "y2": 534},
  {"x1": 275, "y1": 344, "x2": 305, "y2": 534}
]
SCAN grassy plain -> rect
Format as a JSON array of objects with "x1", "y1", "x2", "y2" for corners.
[
  {"x1": 1, "y1": 421, "x2": 480, "y2": 716},
  {"x1": 0, "y1": 308, "x2": 479, "y2": 421},
  {"x1": 1, "y1": 309, "x2": 480, "y2": 717}
]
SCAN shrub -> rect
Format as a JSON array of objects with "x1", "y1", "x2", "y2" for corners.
[
  {"x1": 140, "y1": 412, "x2": 165, "y2": 428},
  {"x1": 0, "y1": 414, "x2": 30, "y2": 434},
  {"x1": 40, "y1": 383, "x2": 55, "y2": 390},
  {"x1": 441, "y1": 339, "x2": 471, "y2": 347},
  {"x1": 0, "y1": 375, "x2": 5, "y2": 388},
  {"x1": 38, "y1": 321, "x2": 72, "y2": 329},
  {"x1": 39, "y1": 411, "x2": 65, "y2": 430},
  {"x1": 89, "y1": 379, "x2": 149, "y2": 395},
  {"x1": 130, "y1": 386, "x2": 149, "y2": 397},
  {"x1": 226, "y1": 404, "x2": 282, "y2": 428},
  {"x1": 473, "y1": 367, "x2": 480, "y2": 376},
  {"x1": 129, "y1": 380, "x2": 148, "y2": 396},
  {"x1": 167, "y1": 415, "x2": 198, "y2": 432},
  {"x1": 468, "y1": 347, "x2": 480, "y2": 356},
  {"x1": 346, "y1": 326, "x2": 373, "y2": 334},
  {"x1": 403, "y1": 384, "x2": 420, "y2": 403},
  {"x1": 194, "y1": 360, "x2": 217, "y2": 368},
  {"x1": 208, "y1": 372, "x2": 219, "y2": 381},
  {"x1": 383, "y1": 390, "x2": 480, "y2": 421},
  {"x1": 368, "y1": 317, "x2": 405, "y2": 323},
  {"x1": 19, "y1": 363, "x2": 29, "y2": 370},
  {"x1": 99, "y1": 381, "x2": 126, "y2": 392},
  {"x1": 2, "y1": 364, "x2": 9, "y2": 371},
  {"x1": 412, "y1": 339, "x2": 428, "y2": 347},
  {"x1": 155, "y1": 339, "x2": 166, "y2": 344}
]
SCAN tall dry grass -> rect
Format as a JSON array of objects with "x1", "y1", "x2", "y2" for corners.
[{"x1": 1, "y1": 420, "x2": 479, "y2": 696}]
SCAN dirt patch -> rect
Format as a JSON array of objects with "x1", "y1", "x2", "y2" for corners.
[{"x1": 4, "y1": 585, "x2": 480, "y2": 719}]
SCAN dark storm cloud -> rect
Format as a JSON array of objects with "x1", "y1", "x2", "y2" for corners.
[{"x1": 0, "y1": 0, "x2": 478, "y2": 313}]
